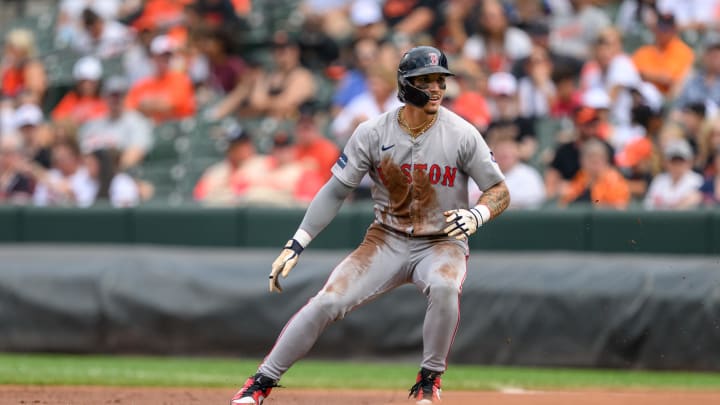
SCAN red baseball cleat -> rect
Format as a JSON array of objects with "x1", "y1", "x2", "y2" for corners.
[
  {"x1": 230, "y1": 373, "x2": 278, "y2": 404},
  {"x1": 408, "y1": 368, "x2": 442, "y2": 404}
]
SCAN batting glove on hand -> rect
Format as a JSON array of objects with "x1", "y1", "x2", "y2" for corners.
[
  {"x1": 269, "y1": 239, "x2": 304, "y2": 293},
  {"x1": 443, "y1": 207, "x2": 487, "y2": 240}
]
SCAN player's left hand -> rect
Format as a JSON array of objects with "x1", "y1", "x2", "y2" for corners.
[
  {"x1": 269, "y1": 239, "x2": 304, "y2": 293},
  {"x1": 443, "y1": 208, "x2": 485, "y2": 240}
]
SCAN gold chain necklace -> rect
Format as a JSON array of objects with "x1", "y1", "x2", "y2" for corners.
[{"x1": 398, "y1": 106, "x2": 437, "y2": 137}]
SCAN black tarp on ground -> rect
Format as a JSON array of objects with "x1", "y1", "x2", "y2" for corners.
[{"x1": 0, "y1": 245, "x2": 719, "y2": 370}]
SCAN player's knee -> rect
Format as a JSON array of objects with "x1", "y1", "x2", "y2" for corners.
[
  {"x1": 427, "y1": 283, "x2": 460, "y2": 308},
  {"x1": 311, "y1": 291, "x2": 351, "y2": 321}
]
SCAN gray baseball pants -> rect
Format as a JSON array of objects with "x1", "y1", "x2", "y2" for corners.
[{"x1": 258, "y1": 223, "x2": 468, "y2": 380}]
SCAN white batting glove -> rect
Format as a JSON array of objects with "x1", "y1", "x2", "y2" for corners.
[
  {"x1": 269, "y1": 239, "x2": 304, "y2": 293},
  {"x1": 443, "y1": 206, "x2": 489, "y2": 240}
]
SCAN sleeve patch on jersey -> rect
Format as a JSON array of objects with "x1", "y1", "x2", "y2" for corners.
[{"x1": 337, "y1": 152, "x2": 348, "y2": 169}]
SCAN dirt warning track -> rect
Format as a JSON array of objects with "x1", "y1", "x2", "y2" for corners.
[{"x1": 2, "y1": 386, "x2": 719, "y2": 404}]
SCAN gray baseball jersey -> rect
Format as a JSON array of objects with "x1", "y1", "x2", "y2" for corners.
[
  {"x1": 257, "y1": 105, "x2": 505, "y2": 382},
  {"x1": 332, "y1": 106, "x2": 504, "y2": 236}
]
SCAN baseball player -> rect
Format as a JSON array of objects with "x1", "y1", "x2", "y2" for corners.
[{"x1": 231, "y1": 46, "x2": 510, "y2": 405}]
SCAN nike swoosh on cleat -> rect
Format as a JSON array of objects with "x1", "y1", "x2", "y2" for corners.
[{"x1": 381, "y1": 144, "x2": 395, "y2": 151}]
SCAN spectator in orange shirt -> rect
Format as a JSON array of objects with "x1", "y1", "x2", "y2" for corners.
[
  {"x1": 561, "y1": 138, "x2": 630, "y2": 209},
  {"x1": 0, "y1": 29, "x2": 47, "y2": 105},
  {"x1": 239, "y1": 132, "x2": 324, "y2": 207},
  {"x1": 193, "y1": 125, "x2": 265, "y2": 206},
  {"x1": 632, "y1": 14, "x2": 694, "y2": 97},
  {"x1": 294, "y1": 106, "x2": 340, "y2": 182},
  {"x1": 51, "y1": 56, "x2": 109, "y2": 126},
  {"x1": 125, "y1": 35, "x2": 196, "y2": 123}
]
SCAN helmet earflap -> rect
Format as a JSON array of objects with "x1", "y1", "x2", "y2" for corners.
[{"x1": 397, "y1": 74, "x2": 430, "y2": 107}]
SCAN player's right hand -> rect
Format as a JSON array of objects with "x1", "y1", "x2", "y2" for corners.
[{"x1": 269, "y1": 239, "x2": 304, "y2": 293}]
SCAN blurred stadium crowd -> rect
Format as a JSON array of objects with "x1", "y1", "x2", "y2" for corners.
[{"x1": 0, "y1": 0, "x2": 719, "y2": 210}]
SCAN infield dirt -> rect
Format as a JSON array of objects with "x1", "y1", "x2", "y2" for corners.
[{"x1": 2, "y1": 386, "x2": 720, "y2": 404}]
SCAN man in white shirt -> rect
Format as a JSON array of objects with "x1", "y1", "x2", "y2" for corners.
[
  {"x1": 78, "y1": 76, "x2": 154, "y2": 170},
  {"x1": 644, "y1": 139, "x2": 703, "y2": 210},
  {"x1": 470, "y1": 138, "x2": 545, "y2": 209},
  {"x1": 33, "y1": 140, "x2": 96, "y2": 207}
]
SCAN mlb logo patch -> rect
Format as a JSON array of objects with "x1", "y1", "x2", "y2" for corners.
[
  {"x1": 337, "y1": 152, "x2": 348, "y2": 169},
  {"x1": 428, "y1": 53, "x2": 438, "y2": 66}
]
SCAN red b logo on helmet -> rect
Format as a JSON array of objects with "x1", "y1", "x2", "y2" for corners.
[{"x1": 428, "y1": 53, "x2": 438, "y2": 65}]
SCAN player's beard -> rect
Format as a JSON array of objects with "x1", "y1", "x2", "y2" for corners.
[{"x1": 423, "y1": 92, "x2": 443, "y2": 115}]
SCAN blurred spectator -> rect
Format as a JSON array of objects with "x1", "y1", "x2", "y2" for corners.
[
  {"x1": 56, "y1": 0, "x2": 121, "y2": 48},
  {"x1": 0, "y1": 134, "x2": 34, "y2": 204},
  {"x1": 382, "y1": 0, "x2": 438, "y2": 39},
  {"x1": 126, "y1": 0, "x2": 188, "y2": 34},
  {"x1": 439, "y1": 0, "x2": 477, "y2": 56},
  {"x1": 485, "y1": 72, "x2": 537, "y2": 161},
  {"x1": 549, "y1": 66, "x2": 582, "y2": 119},
  {"x1": 78, "y1": 76, "x2": 154, "y2": 170},
  {"x1": 456, "y1": 0, "x2": 532, "y2": 73},
  {"x1": 609, "y1": 82, "x2": 662, "y2": 152},
  {"x1": 296, "y1": 13, "x2": 342, "y2": 72},
  {"x1": 545, "y1": 106, "x2": 615, "y2": 199},
  {"x1": 239, "y1": 132, "x2": 324, "y2": 207},
  {"x1": 125, "y1": 35, "x2": 196, "y2": 123},
  {"x1": 449, "y1": 60, "x2": 491, "y2": 130},
  {"x1": 656, "y1": 0, "x2": 720, "y2": 33},
  {"x1": 675, "y1": 102, "x2": 707, "y2": 158},
  {"x1": 561, "y1": 138, "x2": 630, "y2": 209},
  {"x1": 295, "y1": 107, "x2": 340, "y2": 181},
  {"x1": 122, "y1": 24, "x2": 157, "y2": 85},
  {"x1": 518, "y1": 45, "x2": 556, "y2": 119},
  {"x1": 300, "y1": 0, "x2": 353, "y2": 40},
  {"x1": 253, "y1": 32, "x2": 318, "y2": 119},
  {"x1": 631, "y1": 14, "x2": 694, "y2": 97},
  {"x1": 193, "y1": 125, "x2": 264, "y2": 205},
  {"x1": 550, "y1": 0, "x2": 611, "y2": 60},
  {"x1": 672, "y1": 39, "x2": 720, "y2": 115},
  {"x1": 51, "y1": 56, "x2": 109, "y2": 126},
  {"x1": 643, "y1": 139, "x2": 703, "y2": 210},
  {"x1": 194, "y1": 28, "x2": 247, "y2": 95},
  {"x1": 72, "y1": 7, "x2": 133, "y2": 58},
  {"x1": 14, "y1": 104, "x2": 52, "y2": 169},
  {"x1": 33, "y1": 140, "x2": 96, "y2": 207},
  {"x1": 0, "y1": 29, "x2": 47, "y2": 105},
  {"x1": 616, "y1": 90, "x2": 665, "y2": 198},
  {"x1": 332, "y1": 37, "x2": 380, "y2": 113},
  {"x1": 511, "y1": 21, "x2": 585, "y2": 80},
  {"x1": 615, "y1": 0, "x2": 660, "y2": 36},
  {"x1": 351, "y1": 0, "x2": 390, "y2": 43},
  {"x1": 699, "y1": 147, "x2": 720, "y2": 206},
  {"x1": 84, "y1": 148, "x2": 140, "y2": 207},
  {"x1": 580, "y1": 27, "x2": 641, "y2": 127},
  {"x1": 470, "y1": 138, "x2": 545, "y2": 209},
  {"x1": 187, "y1": 0, "x2": 244, "y2": 30},
  {"x1": 698, "y1": 115, "x2": 720, "y2": 175},
  {"x1": 212, "y1": 31, "x2": 316, "y2": 120},
  {"x1": 331, "y1": 66, "x2": 402, "y2": 144}
]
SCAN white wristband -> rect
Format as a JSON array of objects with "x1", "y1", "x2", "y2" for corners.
[
  {"x1": 292, "y1": 229, "x2": 313, "y2": 248},
  {"x1": 472, "y1": 204, "x2": 491, "y2": 225}
]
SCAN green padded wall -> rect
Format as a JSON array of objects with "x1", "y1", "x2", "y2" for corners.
[
  {"x1": 2, "y1": 206, "x2": 718, "y2": 254},
  {"x1": 133, "y1": 207, "x2": 238, "y2": 246},
  {"x1": 589, "y1": 210, "x2": 712, "y2": 254},
  {"x1": 21, "y1": 206, "x2": 131, "y2": 243},
  {"x1": 471, "y1": 209, "x2": 590, "y2": 251},
  {"x1": 712, "y1": 211, "x2": 720, "y2": 255},
  {"x1": 0, "y1": 206, "x2": 20, "y2": 241}
]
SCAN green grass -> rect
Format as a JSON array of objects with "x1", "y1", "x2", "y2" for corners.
[{"x1": 1, "y1": 353, "x2": 719, "y2": 391}]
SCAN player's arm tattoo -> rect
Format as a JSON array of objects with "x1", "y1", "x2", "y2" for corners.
[{"x1": 478, "y1": 181, "x2": 510, "y2": 219}]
